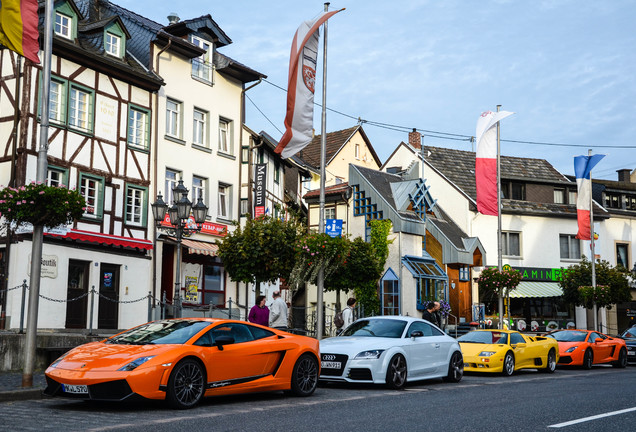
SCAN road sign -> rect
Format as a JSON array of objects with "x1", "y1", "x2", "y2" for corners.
[{"x1": 325, "y1": 219, "x2": 343, "y2": 238}]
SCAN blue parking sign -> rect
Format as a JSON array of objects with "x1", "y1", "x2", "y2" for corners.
[{"x1": 325, "y1": 219, "x2": 343, "y2": 238}]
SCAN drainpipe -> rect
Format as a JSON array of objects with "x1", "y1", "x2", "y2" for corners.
[{"x1": 150, "y1": 38, "x2": 172, "y2": 316}]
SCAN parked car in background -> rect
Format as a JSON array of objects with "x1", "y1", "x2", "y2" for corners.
[
  {"x1": 44, "y1": 318, "x2": 319, "y2": 409},
  {"x1": 618, "y1": 326, "x2": 636, "y2": 365},
  {"x1": 319, "y1": 316, "x2": 464, "y2": 389},
  {"x1": 458, "y1": 329, "x2": 558, "y2": 376},
  {"x1": 545, "y1": 329, "x2": 628, "y2": 369}
]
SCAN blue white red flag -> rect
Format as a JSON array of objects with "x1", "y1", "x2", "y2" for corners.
[{"x1": 574, "y1": 154, "x2": 605, "y2": 240}]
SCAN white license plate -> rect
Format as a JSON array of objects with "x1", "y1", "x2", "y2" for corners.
[
  {"x1": 628, "y1": 351, "x2": 635, "y2": 356},
  {"x1": 321, "y1": 361, "x2": 341, "y2": 369},
  {"x1": 62, "y1": 384, "x2": 88, "y2": 394}
]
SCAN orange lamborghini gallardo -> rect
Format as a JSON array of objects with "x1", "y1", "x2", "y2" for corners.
[
  {"x1": 44, "y1": 318, "x2": 320, "y2": 409},
  {"x1": 546, "y1": 329, "x2": 628, "y2": 369}
]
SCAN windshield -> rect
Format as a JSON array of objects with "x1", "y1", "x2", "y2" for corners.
[
  {"x1": 106, "y1": 320, "x2": 211, "y2": 345},
  {"x1": 341, "y1": 319, "x2": 407, "y2": 338},
  {"x1": 620, "y1": 327, "x2": 636, "y2": 338},
  {"x1": 547, "y1": 330, "x2": 587, "y2": 342},
  {"x1": 458, "y1": 331, "x2": 508, "y2": 344}
]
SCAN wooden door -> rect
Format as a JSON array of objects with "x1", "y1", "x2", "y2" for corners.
[
  {"x1": 98, "y1": 263, "x2": 119, "y2": 329},
  {"x1": 65, "y1": 260, "x2": 89, "y2": 328}
]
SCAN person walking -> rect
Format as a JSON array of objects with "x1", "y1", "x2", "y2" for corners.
[
  {"x1": 248, "y1": 295, "x2": 269, "y2": 327},
  {"x1": 269, "y1": 290, "x2": 288, "y2": 330},
  {"x1": 342, "y1": 297, "x2": 356, "y2": 328}
]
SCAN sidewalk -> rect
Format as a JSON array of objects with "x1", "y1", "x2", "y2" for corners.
[{"x1": 0, "y1": 371, "x2": 46, "y2": 403}]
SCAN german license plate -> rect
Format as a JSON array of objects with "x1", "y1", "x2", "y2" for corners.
[
  {"x1": 321, "y1": 361, "x2": 341, "y2": 369},
  {"x1": 62, "y1": 384, "x2": 88, "y2": 394},
  {"x1": 628, "y1": 351, "x2": 635, "y2": 356}
]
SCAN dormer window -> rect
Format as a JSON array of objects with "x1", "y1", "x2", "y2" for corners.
[
  {"x1": 105, "y1": 32, "x2": 121, "y2": 57},
  {"x1": 190, "y1": 35, "x2": 213, "y2": 83},
  {"x1": 55, "y1": 12, "x2": 72, "y2": 39}
]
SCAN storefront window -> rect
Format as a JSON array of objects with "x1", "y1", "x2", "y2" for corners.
[{"x1": 203, "y1": 265, "x2": 224, "y2": 307}]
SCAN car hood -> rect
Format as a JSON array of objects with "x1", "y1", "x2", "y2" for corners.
[
  {"x1": 459, "y1": 342, "x2": 507, "y2": 356},
  {"x1": 320, "y1": 336, "x2": 405, "y2": 355},
  {"x1": 51, "y1": 341, "x2": 179, "y2": 372}
]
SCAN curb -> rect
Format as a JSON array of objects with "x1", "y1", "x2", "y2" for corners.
[{"x1": 0, "y1": 388, "x2": 44, "y2": 403}]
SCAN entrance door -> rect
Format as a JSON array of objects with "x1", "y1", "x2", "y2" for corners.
[
  {"x1": 98, "y1": 264, "x2": 120, "y2": 329},
  {"x1": 65, "y1": 260, "x2": 90, "y2": 329}
]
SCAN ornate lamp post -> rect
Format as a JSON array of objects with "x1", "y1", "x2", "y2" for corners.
[{"x1": 152, "y1": 179, "x2": 208, "y2": 318}]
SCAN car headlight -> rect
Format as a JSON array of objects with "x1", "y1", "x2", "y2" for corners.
[
  {"x1": 118, "y1": 356, "x2": 155, "y2": 371},
  {"x1": 565, "y1": 346, "x2": 577, "y2": 353},
  {"x1": 49, "y1": 352, "x2": 70, "y2": 368},
  {"x1": 354, "y1": 350, "x2": 384, "y2": 359},
  {"x1": 479, "y1": 351, "x2": 496, "y2": 357}
]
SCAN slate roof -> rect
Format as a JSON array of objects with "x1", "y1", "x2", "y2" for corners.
[{"x1": 297, "y1": 125, "x2": 381, "y2": 170}]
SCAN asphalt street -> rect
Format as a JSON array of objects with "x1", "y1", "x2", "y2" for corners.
[{"x1": 0, "y1": 366, "x2": 634, "y2": 431}]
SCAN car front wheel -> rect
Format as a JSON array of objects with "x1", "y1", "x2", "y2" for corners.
[
  {"x1": 443, "y1": 351, "x2": 464, "y2": 383},
  {"x1": 385, "y1": 354, "x2": 407, "y2": 389},
  {"x1": 290, "y1": 354, "x2": 318, "y2": 396},
  {"x1": 167, "y1": 359, "x2": 205, "y2": 409},
  {"x1": 502, "y1": 352, "x2": 515, "y2": 376}
]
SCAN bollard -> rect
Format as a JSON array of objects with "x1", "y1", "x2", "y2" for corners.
[
  {"x1": 228, "y1": 298, "x2": 232, "y2": 320},
  {"x1": 89, "y1": 286, "x2": 95, "y2": 335},
  {"x1": 161, "y1": 291, "x2": 166, "y2": 320},
  {"x1": 147, "y1": 291, "x2": 152, "y2": 322},
  {"x1": 19, "y1": 279, "x2": 27, "y2": 334}
]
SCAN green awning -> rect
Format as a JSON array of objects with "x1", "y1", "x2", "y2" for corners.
[{"x1": 508, "y1": 281, "x2": 563, "y2": 298}]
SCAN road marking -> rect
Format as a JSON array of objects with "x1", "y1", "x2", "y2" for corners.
[{"x1": 548, "y1": 406, "x2": 636, "y2": 428}]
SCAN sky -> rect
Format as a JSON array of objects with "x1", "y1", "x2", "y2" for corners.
[{"x1": 120, "y1": 0, "x2": 636, "y2": 180}]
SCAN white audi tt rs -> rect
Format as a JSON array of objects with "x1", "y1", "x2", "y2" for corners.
[{"x1": 319, "y1": 316, "x2": 463, "y2": 389}]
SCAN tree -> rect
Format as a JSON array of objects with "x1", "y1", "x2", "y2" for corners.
[
  {"x1": 559, "y1": 256, "x2": 631, "y2": 310},
  {"x1": 217, "y1": 215, "x2": 303, "y2": 287}
]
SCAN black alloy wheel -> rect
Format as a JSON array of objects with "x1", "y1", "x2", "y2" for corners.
[
  {"x1": 290, "y1": 354, "x2": 319, "y2": 396},
  {"x1": 502, "y1": 352, "x2": 515, "y2": 376},
  {"x1": 385, "y1": 354, "x2": 407, "y2": 389},
  {"x1": 167, "y1": 359, "x2": 205, "y2": 409},
  {"x1": 613, "y1": 348, "x2": 628, "y2": 368},
  {"x1": 583, "y1": 349, "x2": 593, "y2": 370},
  {"x1": 542, "y1": 349, "x2": 557, "y2": 373},
  {"x1": 444, "y1": 351, "x2": 464, "y2": 383}
]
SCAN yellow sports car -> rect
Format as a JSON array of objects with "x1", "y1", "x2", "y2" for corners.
[{"x1": 458, "y1": 329, "x2": 558, "y2": 376}]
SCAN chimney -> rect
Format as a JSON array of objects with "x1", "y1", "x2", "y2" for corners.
[
  {"x1": 167, "y1": 12, "x2": 180, "y2": 25},
  {"x1": 617, "y1": 169, "x2": 632, "y2": 183},
  {"x1": 408, "y1": 128, "x2": 421, "y2": 149}
]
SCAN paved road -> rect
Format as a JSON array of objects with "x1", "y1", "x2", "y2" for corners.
[{"x1": 1, "y1": 366, "x2": 634, "y2": 431}]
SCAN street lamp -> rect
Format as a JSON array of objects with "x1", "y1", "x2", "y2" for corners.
[{"x1": 152, "y1": 180, "x2": 208, "y2": 318}]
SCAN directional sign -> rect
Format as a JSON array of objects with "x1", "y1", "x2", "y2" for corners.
[{"x1": 325, "y1": 219, "x2": 343, "y2": 238}]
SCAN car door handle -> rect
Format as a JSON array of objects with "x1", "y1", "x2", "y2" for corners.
[{"x1": 434, "y1": 344, "x2": 440, "y2": 349}]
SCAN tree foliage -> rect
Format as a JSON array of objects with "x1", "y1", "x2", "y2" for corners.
[
  {"x1": 0, "y1": 182, "x2": 85, "y2": 229},
  {"x1": 559, "y1": 256, "x2": 631, "y2": 310},
  {"x1": 288, "y1": 233, "x2": 347, "y2": 287},
  {"x1": 217, "y1": 215, "x2": 303, "y2": 285},
  {"x1": 477, "y1": 266, "x2": 523, "y2": 302}
]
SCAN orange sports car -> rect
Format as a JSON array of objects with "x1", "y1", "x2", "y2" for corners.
[
  {"x1": 44, "y1": 318, "x2": 320, "y2": 409},
  {"x1": 546, "y1": 329, "x2": 628, "y2": 369}
]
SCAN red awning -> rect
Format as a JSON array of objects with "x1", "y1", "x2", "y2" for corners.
[{"x1": 48, "y1": 229, "x2": 153, "y2": 250}]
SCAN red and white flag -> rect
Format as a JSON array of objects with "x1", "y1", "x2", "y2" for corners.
[
  {"x1": 475, "y1": 110, "x2": 514, "y2": 215},
  {"x1": 274, "y1": 9, "x2": 344, "y2": 159},
  {"x1": 574, "y1": 154, "x2": 604, "y2": 240}
]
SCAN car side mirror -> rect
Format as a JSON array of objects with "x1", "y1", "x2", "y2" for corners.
[
  {"x1": 410, "y1": 330, "x2": 424, "y2": 339},
  {"x1": 215, "y1": 335, "x2": 235, "y2": 351}
]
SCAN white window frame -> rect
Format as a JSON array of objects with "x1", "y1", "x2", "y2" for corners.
[
  {"x1": 80, "y1": 175, "x2": 102, "y2": 218},
  {"x1": 553, "y1": 188, "x2": 565, "y2": 204},
  {"x1": 559, "y1": 234, "x2": 581, "y2": 260},
  {"x1": 218, "y1": 183, "x2": 230, "y2": 219},
  {"x1": 125, "y1": 186, "x2": 145, "y2": 226},
  {"x1": 192, "y1": 176, "x2": 206, "y2": 205},
  {"x1": 218, "y1": 119, "x2": 230, "y2": 153},
  {"x1": 501, "y1": 231, "x2": 521, "y2": 257},
  {"x1": 165, "y1": 169, "x2": 180, "y2": 205},
  {"x1": 69, "y1": 86, "x2": 91, "y2": 132},
  {"x1": 128, "y1": 106, "x2": 149, "y2": 149},
  {"x1": 325, "y1": 207, "x2": 336, "y2": 220},
  {"x1": 190, "y1": 35, "x2": 213, "y2": 82},
  {"x1": 355, "y1": 143, "x2": 360, "y2": 160},
  {"x1": 105, "y1": 32, "x2": 121, "y2": 57},
  {"x1": 55, "y1": 12, "x2": 72, "y2": 39},
  {"x1": 166, "y1": 99, "x2": 182, "y2": 139},
  {"x1": 49, "y1": 79, "x2": 65, "y2": 124},
  {"x1": 47, "y1": 167, "x2": 66, "y2": 187},
  {"x1": 193, "y1": 108, "x2": 208, "y2": 147}
]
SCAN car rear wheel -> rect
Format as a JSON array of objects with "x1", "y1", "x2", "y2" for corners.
[
  {"x1": 443, "y1": 351, "x2": 464, "y2": 383},
  {"x1": 612, "y1": 348, "x2": 627, "y2": 368},
  {"x1": 167, "y1": 359, "x2": 205, "y2": 409},
  {"x1": 583, "y1": 349, "x2": 593, "y2": 370},
  {"x1": 502, "y1": 352, "x2": 515, "y2": 376},
  {"x1": 542, "y1": 349, "x2": 557, "y2": 373},
  {"x1": 385, "y1": 354, "x2": 407, "y2": 389},
  {"x1": 290, "y1": 354, "x2": 318, "y2": 397}
]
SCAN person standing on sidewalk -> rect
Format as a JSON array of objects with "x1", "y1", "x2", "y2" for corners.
[
  {"x1": 269, "y1": 290, "x2": 288, "y2": 330},
  {"x1": 248, "y1": 295, "x2": 269, "y2": 327}
]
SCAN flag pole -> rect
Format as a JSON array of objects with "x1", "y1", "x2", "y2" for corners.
[
  {"x1": 496, "y1": 105, "x2": 504, "y2": 329},
  {"x1": 23, "y1": 0, "x2": 53, "y2": 387},
  {"x1": 316, "y1": 2, "x2": 330, "y2": 340},
  {"x1": 589, "y1": 149, "x2": 597, "y2": 331}
]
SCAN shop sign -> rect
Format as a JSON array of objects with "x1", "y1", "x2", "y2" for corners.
[
  {"x1": 160, "y1": 214, "x2": 227, "y2": 237},
  {"x1": 27, "y1": 254, "x2": 58, "y2": 279},
  {"x1": 254, "y1": 163, "x2": 267, "y2": 217},
  {"x1": 503, "y1": 265, "x2": 564, "y2": 282}
]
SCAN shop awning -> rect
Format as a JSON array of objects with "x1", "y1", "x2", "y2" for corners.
[
  {"x1": 180, "y1": 238, "x2": 219, "y2": 256},
  {"x1": 509, "y1": 281, "x2": 563, "y2": 298},
  {"x1": 48, "y1": 229, "x2": 153, "y2": 250}
]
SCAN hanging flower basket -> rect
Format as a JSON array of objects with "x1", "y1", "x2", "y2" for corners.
[
  {"x1": 477, "y1": 266, "x2": 522, "y2": 296},
  {"x1": 0, "y1": 182, "x2": 85, "y2": 229}
]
